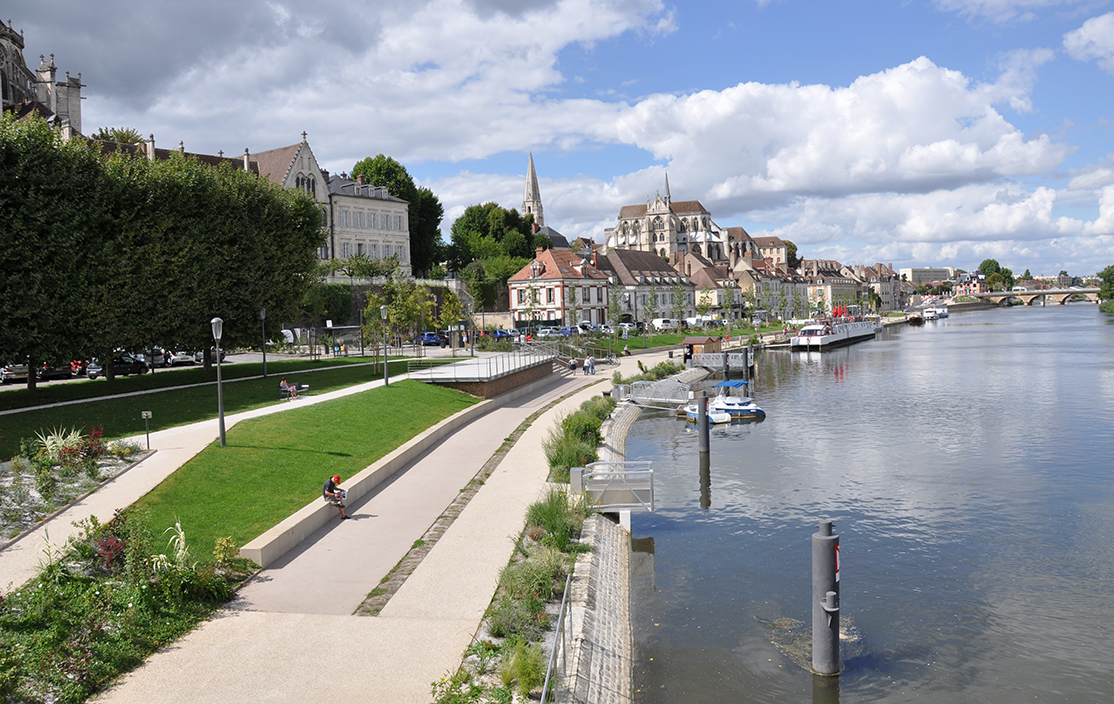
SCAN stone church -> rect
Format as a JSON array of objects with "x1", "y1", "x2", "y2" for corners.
[
  {"x1": 1, "y1": 21, "x2": 83, "y2": 135},
  {"x1": 603, "y1": 175, "x2": 733, "y2": 263}
]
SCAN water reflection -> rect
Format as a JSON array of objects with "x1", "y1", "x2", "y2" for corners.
[{"x1": 630, "y1": 306, "x2": 1114, "y2": 703}]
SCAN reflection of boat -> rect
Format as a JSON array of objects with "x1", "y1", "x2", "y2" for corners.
[
  {"x1": 791, "y1": 318, "x2": 878, "y2": 350},
  {"x1": 709, "y1": 380, "x2": 766, "y2": 418}
]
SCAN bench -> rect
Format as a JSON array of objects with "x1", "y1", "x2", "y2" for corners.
[{"x1": 279, "y1": 383, "x2": 308, "y2": 399}]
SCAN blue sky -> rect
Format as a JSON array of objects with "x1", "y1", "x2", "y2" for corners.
[{"x1": 13, "y1": 0, "x2": 1114, "y2": 274}]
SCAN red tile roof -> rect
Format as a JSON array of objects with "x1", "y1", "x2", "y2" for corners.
[{"x1": 508, "y1": 248, "x2": 608, "y2": 282}]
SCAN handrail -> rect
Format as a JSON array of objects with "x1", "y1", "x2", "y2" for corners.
[{"x1": 541, "y1": 572, "x2": 574, "y2": 704}]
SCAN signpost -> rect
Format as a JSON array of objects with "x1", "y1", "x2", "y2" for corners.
[{"x1": 141, "y1": 411, "x2": 152, "y2": 449}]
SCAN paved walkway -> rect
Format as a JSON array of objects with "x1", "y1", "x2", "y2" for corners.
[{"x1": 80, "y1": 352, "x2": 669, "y2": 703}]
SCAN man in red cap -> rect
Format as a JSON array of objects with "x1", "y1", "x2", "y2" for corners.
[{"x1": 323, "y1": 475, "x2": 349, "y2": 519}]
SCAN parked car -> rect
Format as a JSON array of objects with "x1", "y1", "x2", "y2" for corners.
[
  {"x1": 650, "y1": 318, "x2": 677, "y2": 331},
  {"x1": 86, "y1": 355, "x2": 148, "y2": 379},
  {"x1": 600, "y1": 324, "x2": 614, "y2": 335},
  {"x1": 559, "y1": 326, "x2": 579, "y2": 337},
  {"x1": 37, "y1": 363, "x2": 73, "y2": 381},
  {"x1": 535, "y1": 327, "x2": 561, "y2": 339},
  {"x1": 492, "y1": 329, "x2": 515, "y2": 341},
  {"x1": 167, "y1": 350, "x2": 194, "y2": 366},
  {"x1": 193, "y1": 349, "x2": 227, "y2": 364},
  {"x1": 1, "y1": 362, "x2": 29, "y2": 384},
  {"x1": 137, "y1": 348, "x2": 166, "y2": 368},
  {"x1": 419, "y1": 331, "x2": 446, "y2": 346}
]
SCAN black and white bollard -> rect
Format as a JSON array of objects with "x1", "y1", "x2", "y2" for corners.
[
  {"x1": 812, "y1": 519, "x2": 840, "y2": 675},
  {"x1": 697, "y1": 390, "x2": 710, "y2": 456}
]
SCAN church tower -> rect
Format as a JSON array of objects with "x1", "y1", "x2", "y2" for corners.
[{"x1": 522, "y1": 153, "x2": 544, "y2": 229}]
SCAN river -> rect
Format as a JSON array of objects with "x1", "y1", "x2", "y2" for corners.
[{"x1": 627, "y1": 304, "x2": 1114, "y2": 703}]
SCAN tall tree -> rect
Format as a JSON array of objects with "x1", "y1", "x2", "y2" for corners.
[
  {"x1": 784, "y1": 239, "x2": 801, "y2": 270},
  {"x1": 92, "y1": 126, "x2": 144, "y2": 144},
  {"x1": 350, "y1": 155, "x2": 444, "y2": 276},
  {"x1": 1097, "y1": 265, "x2": 1114, "y2": 301}
]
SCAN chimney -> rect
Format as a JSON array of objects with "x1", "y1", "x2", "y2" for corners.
[
  {"x1": 243, "y1": 147, "x2": 250, "y2": 171},
  {"x1": 321, "y1": 168, "x2": 330, "y2": 182},
  {"x1": 357, "y1": 174, "x2": 365, "y2": 185},
  {"x1": 687, "y1": 262, "x2": 691, "y2": 276},
  {"x1": 536, "y1": 246, "x2": 544, "y2": 254},
  {"x1": 178, "y1": 140, "x2": 184, "y2": 154},
  {"x1": 147, "y1": 134, "x2": 156, "y2": 162},
  {"x1": 592, "y1": 251, "x2": 598, "y2": 268}
]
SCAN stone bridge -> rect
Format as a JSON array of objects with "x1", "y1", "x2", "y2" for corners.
[{"x1": 976, "y1": 287, "x2": 1100, "y2": 305}]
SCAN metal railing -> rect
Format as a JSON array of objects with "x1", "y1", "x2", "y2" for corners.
[
  {"x1": 541, "y1": 572, "x2": 574, "y2": 704},
  {"x1": 692, "y1": 351, "x2": 752, "y2": 368},
  {"x1": 572, "y1": 461, "x2": 655, "y2": 513},
  {"x1": 406, "y1": 348, "x2": 556, "y2": 381},
  {"x1": 629, "y1": 380, "x2": 690, "y2": 407}
]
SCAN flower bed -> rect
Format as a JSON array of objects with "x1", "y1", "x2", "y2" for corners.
[{"x1": 0, "y1": 426, "x2": 147, "y2": 548}]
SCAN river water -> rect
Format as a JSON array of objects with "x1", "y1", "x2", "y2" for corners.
[{"x1": 627, "y1": 304, "x2": 1114, "y2": 703}]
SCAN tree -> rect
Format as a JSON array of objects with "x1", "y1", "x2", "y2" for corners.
[
  {"x1": 1022, "y1": 269, "x2": 1032, "y2": 280},
  {"x1": 721, "y1": 283, "x2": 737, "y2": 335},
  {"x1": 92, "y1": 126, "x2": 144, "y2": 144},
  {"x1": 671, "y1": 282, "x2": 687, "y2": 322},
  {"x1": 350, "y1": 154, "x2": 444, "y2": 276},
  {"x1": 438, "y1": 288, "x2": 465, "y2": 354},
  {"x1": 784, "y1": 239, "x2": 801, "y2": 270},
  {"x1": 448, "y1": 202, "x2": 541, "y2": 272},
  {"x1": 566, "y1": 286, "x2": 580, "y2": 326},
  {"x1": 608, "y1": 283, "x2": 623, "y2": 326},
  {"x1": 1097, "y1": 265, "x2": 1114, "y2": 301},
  {"x1": 696, "y1": 285, "x2": 714, "y2": 319}
]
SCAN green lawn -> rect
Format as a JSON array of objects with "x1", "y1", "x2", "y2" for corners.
[
  {"x1": 0, "y1": 356, "x2": 385, "y2": 412},
  {"x1": 0, "y1": 359, "x2": 415, "y2": 460},
  {"x1": 131, "y1": 380, "x2": 479, "y2": 559}
]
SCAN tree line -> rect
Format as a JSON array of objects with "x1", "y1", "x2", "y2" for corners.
[{"x1": 0, "y1": 115, "x2": 323, "y2": 390}]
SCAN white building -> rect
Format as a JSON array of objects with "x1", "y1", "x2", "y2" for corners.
[{"x1": 604, "y1": 176, "x2": 728, "y2": 263}]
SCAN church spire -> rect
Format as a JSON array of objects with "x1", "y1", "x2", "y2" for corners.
[
  {"x1": 664, "y1": 172, "x2": 671, "y2": 204},
  {"x1": 523, "y1": 152, "x2": 544, "y2": 229}
]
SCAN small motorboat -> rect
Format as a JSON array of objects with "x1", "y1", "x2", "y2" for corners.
[
  {"x1": 923, "y1": 308, "x2": 939, "y2": 321},
  {"x1": 708, "y1": 380, "x2": 766, "y2": 418},
  {"x1": 907, "y1": 312, "x2": 924, "y2": 326},
  {"x1": 684, "y1": 402, "x2": 733, "y2": 424}
]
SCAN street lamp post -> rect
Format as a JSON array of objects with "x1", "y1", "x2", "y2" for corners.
[
  {"x1": 259, "y1": 307, "x2": 267, "y2": 378},
  {"x1": 380, "y1": 304, "x2": 389, "y2": 387},
  {"x1": 211, "y1": 317, "x2": 226, "y2": 447}
]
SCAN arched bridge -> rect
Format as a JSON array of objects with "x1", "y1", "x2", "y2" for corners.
[{"x1": 975, "y1": 287, "x2": 1100, "y2": 305}]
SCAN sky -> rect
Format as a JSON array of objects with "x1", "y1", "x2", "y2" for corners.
[{"x1": 11, "y1": 0, "x2": 1114, "y2": 275}]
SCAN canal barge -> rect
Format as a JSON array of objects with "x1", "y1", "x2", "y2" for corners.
[{"x1": 791, "y1": 318, "x2": 879, "y2": 351}]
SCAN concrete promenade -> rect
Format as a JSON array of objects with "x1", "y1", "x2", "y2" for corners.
[{"x1": 82, "y1": 351, "x2": 668, "y2": 704}]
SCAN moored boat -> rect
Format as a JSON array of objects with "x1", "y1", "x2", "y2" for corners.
[
  {"x1": 924, "y1": 308, "x2": 939, "y2": 321},
  {"x1": 907, "y1": 312, "x2": 924, "y2": 325},
  {"x1": 708, "y1": 380, "x2": 766, "y2": 418},
  {"x1": 791, "y1": 317, "x2": 879, "y2": 350},
  {"x1": 683, "y1": 403, "x2": 733, "y2": 424}
]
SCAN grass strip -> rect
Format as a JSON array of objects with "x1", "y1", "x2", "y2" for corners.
[
  {"x1": 130, "y1": 380, "x2": 478, "y2": 559},
  {"x1": 0, "y1": 360, "x2": 417, "y2": 460},
  {"x1": 0, "y1": 357, "x2": 390, "y2": 412}
]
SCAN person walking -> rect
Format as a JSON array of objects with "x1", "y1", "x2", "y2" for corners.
[{"x1": 323, "y1": 475, "x2": 349, "y2": 519}]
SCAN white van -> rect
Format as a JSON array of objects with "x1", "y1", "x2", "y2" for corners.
[{"x1": 651, "y1": 318, "x2": 677, "y2": 331}]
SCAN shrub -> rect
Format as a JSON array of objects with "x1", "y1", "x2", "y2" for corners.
[
  {"x1": 526, "y1": 488, "x2": 580, "y2": 553},
  {"x1": 500, "y1": 639, "x2": 546, "y2": 697},
  {"x1": 579, "y1": 395, "x2": 617, "y2": 422},
  {"x1": 33, "y1": 462, "x2": 57, "y2": 504},
  {"x1": 542, "y1": 428, "x2": 597, "y2": 483},
  {"x1": 486, "y1": 594, "x2": 548, "y2": 640},
  {"x1": 431, "y1": 668, "x2": 483, "y2": 704},
  {"x1": 562, "y1": 412, "x2": 602, "y2": 446}
]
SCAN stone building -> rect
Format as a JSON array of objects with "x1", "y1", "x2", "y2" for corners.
[
  {"x1": 1, "y1": 21, "x2": 83, "y2": 135},
  {"x1": 603, "y1": 176, "x2": 728, "y2": 262},
  {"x1": 508, "y1": 247, "x2": 610, "y2": 326},
  {"x1": 596, "y1": 248, "x2": 695, "y2": 324}
]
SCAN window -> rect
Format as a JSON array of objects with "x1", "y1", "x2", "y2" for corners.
[
  {"x1": 518, "y1": 289, "x2": 526, "y2": 304},
  {"x1": 399, "y1": 245, "x2": 407, "y2": 262},
  {"x1": 320, "y1": 208, "x2": 328, "y2": 226},
  {"x1": 547, "y1": 288, "x2": 554, "y2": 303},
  {"x1": 357, "y1": 243, "x2": 365, "y2": 256},
  {"x1": 384, "y1": 245, "x2": 391, "y2": 258},
  {"x1": 369, "y1": 212, "x2": 377, "y2": 229},
  {"x1": 355, "y1": 212, "x2": 363, "y2": 229},
  {"x1": 318, "y1": 244, "x2": 329, "y2": 259},
  {"x1": 341, "y1": 242, "x2": 351, "y2": 258},
  {"x1": 396, "y1": 215, "x2": 404, "y2": 231},
  {"x1": 371, "y1": 243, "x2": 379, "y2": 258}
]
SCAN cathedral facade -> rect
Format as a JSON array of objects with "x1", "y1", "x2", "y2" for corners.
[
  {"x1": 1, "y1": 21, "x2": 83, "y2": 134},
  {"x1": 603, "y1": 176, "x2": 729, "y2": 263}
]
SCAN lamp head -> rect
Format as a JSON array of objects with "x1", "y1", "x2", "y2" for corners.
[
  {"x1": 379, "y1": 304, "x2": 388, "y2": 321},
  {"x1": 211, "y1": 317, "x2": 223, "y2": 342},
  {"x1": 259, "y1": 307, "x2": 266, "y2": 320}
]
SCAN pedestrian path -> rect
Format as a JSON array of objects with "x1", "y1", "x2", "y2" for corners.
[{"x1": 91, "y1": 353, "x2": 669, "y2": 704}]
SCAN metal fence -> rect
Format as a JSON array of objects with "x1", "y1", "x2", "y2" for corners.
[
  {"x1": 628, "y1": 380, "x2": 690, "y2": 407},
  {"x1": 406, "y1": 348, "x2": 556, "y2": 381},
  {"x1": 692, "y1": 351, "x2": 752, "y2": 369},
  {"x1": 571, "y1": 461, "x2": 655, "y2": 513}
]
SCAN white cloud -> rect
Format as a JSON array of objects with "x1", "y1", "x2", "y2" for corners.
[
  {"x1": 935, "y1": 0, "x2": 1091, "y2": 23},
  {"x1": 1064, "y1": 12, "x2": 1114, "y2": 73}
]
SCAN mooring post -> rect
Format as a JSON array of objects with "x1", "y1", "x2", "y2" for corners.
[
  {"x1": 698, "y1": 390, "x2": 710, "y2": 455},
  {"x1": 723, "y1": 350, "x2": 731, "y2": 380},
  {"x1": 699, "y1": 453, "x2": 711, "y2": 510},
  {"x1": 812, "y1": 519, "x2": 840, "y2": 675}
]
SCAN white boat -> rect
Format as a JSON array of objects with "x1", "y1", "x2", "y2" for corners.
[
  {"x1": 683, "y1": 403, "x2": 733, "y2": 424},
  {"x1": 935, "y1": 306, "x2": 949, "y2": 319},
  {"x1": 791, "y1": 318, "x2": 879, "y2": 351},
  {"x1": 708, "y1": 380, "x2": 766, "y2": 418},
  {"x1": 923, "y1": 308, "x2": 939, "y2": 321}
]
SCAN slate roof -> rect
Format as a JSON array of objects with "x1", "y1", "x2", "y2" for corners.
[
  {"x1": 251, "y1": 143, "x2": 303, "y2": 185},
  {"x1": 328, "y1": 174, "x2": 408, "y2": 203},
  {"x1": 751, "y1": 236, "x2": 786, "y2": 248},
  {"x1": 536, "y1": 225, "x2": 568, "y2": 249},
  {"x1": 618, "y1": 200, "x2": 709, "y2": 218},
  {"x1": 597, "y1": 248, "x2": 689, "y2": 286},
  {"x1": 508, "y1": 247, "x2": 608, "y2": 282}
]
